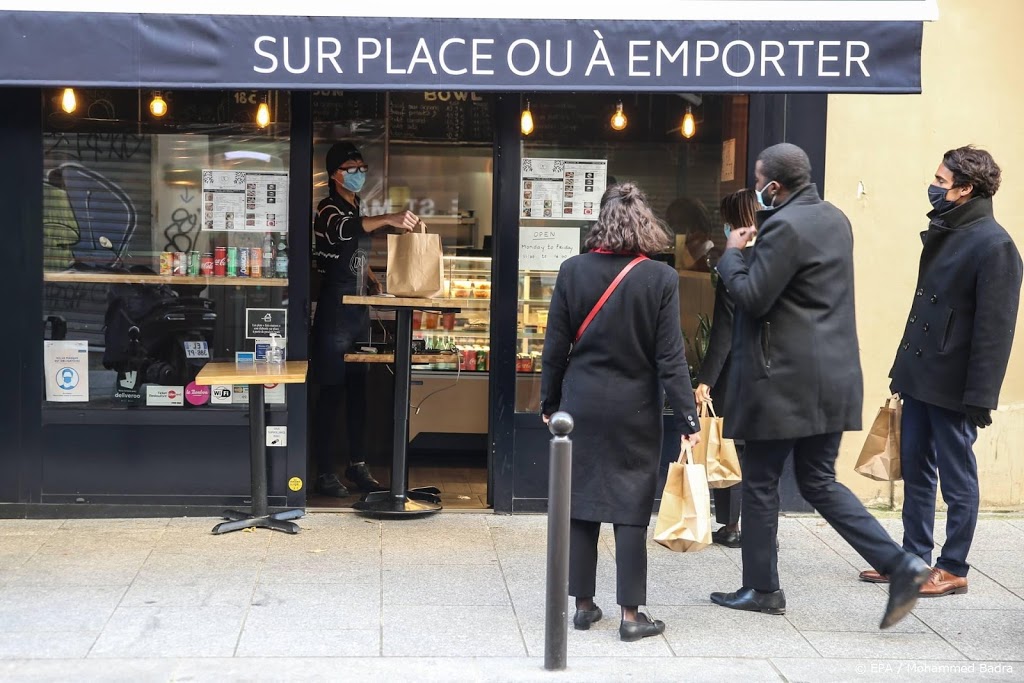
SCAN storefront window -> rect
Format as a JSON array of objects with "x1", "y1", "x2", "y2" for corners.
[
  {"x1": 515, "y1": 92, "x2": 748, "y2": 413},
  {"x1": 41, "y1": 88, "x2": 291, "y2": 410}
]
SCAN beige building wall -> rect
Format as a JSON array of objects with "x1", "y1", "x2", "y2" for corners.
[{"x1": 826, "y1": 0, "x2": 1024, "y2": 510}]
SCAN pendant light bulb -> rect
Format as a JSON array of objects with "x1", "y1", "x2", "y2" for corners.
[
  {"x1": 60, "y1": 88, "x2": 77, "y2": 114},
  {"x1": 610, "y1": 101, "x2": 627, "y2": 131},
  {"x1": 520, "y1": 100, "x2": 534, "y2": 136},
  {"x1": 681, "y1": 105, "x2": 696, "y2": 139},
  {"x1": 256, "y1": 102, "x2": 271, "y2": 128},
  {"x1": 149, "y1": 91, "x2": 168, "y2": 118}
]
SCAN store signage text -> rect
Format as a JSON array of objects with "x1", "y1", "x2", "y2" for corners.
[
  {"x1": 0, "y1": 14, "x2": 924, "y2": 93},
  {"x1": 253, "y1": 33, "x2": 873, "y2": 82}
]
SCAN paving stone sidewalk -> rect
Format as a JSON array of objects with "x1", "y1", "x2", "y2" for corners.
[{"x1": 0, "y1": 512, "x2": 1022, "y2": 682}]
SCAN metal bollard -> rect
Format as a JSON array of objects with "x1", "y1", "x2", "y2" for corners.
[{"x1": 544, "y1": 411, "x2": 573, "y2": 672}]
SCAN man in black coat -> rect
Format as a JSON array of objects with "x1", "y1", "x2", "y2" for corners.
[
  {"x1": 859, "y1": 146, "x2": 1023, "y2": 597},
  {"x1": 709, "y1": 143, "x2": 929, "y2": 630}
]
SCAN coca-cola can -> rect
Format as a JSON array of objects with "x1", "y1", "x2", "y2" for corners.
[
  {"x1": 200, "y1": 252, "x2": 214, "y2": 276},
  {"x1": 213, "y1": 246, "x2": 227, "y2": 277}
]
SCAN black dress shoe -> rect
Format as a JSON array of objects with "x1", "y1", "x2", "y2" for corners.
[
  {"x1": 619, "y1": 613, "x2": 665, "y2": 642},
  {"x1": 712, "y1": 528, "x2": 742, "y2": 548},
  {"x1": 315, "y1": 473, "x2": 349, "y2": 498},
  {"x1": 345, "y1": 463, "x2": 385, "y2": 492},
  {"x1": 573, "y1": 605, "x2": 602, "y2": 630},
  {"x1": 880, "y1": 553, "x2": 931, "y2": 629},
  {"x1": 710, "y1": 587, "x2": 786, "y2": 615}
]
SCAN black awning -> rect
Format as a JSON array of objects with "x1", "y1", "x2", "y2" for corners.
[{"x1": 0, "y1": 3, "x2": 937, "y2": 93}]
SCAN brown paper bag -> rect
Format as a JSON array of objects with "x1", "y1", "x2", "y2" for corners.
[
  {"x1": 386, "y1": 223, "x2": 444, "y2": 298},
  {"x1": 855, "y1": 394, "x2": 902, "y2": 481},
  {"x1": 654, "y1": 443, "x2": 713, "y2": 552},
  {"x1": 692, "y1": 401, "x2": 742, "y2": 489}
]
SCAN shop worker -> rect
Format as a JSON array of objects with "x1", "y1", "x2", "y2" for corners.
[
  {"x1": 860, "y1": 146, "x2": 1022, "y2": 596},
  {"x1": 710, "y1": 143, "x2": 929, "y2": 629},
  {"x1": 310, "y1": 141, "x2": 420, "y2": 497}
]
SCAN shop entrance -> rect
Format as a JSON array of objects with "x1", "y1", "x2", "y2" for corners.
[{"x1": 306, "y1": 91, "x2": 494, "y2": 511}]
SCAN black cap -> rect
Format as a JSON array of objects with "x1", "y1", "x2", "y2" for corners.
[{"x1": 325, "y1": 141, "x2": 363, "y2": 176}]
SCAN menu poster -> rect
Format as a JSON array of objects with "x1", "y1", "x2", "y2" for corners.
[
  {"x1": 520, "y1": 158, "x2": 608, "y2": 221},
  {"x1": 202, "y1": 170, "x2": 289, "y2": 232},
  {"x1": 519, "y1": 227, "x2": 581, "y2": 272}
]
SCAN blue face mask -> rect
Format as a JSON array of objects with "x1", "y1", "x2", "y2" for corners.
[
  {"x1": 755, "y1": 180, "x2": 776, "y2": 209},
  {"x1": 341, "y1": 170, "x2": 366, "y2": 193},
  {"x1": 723, "y1": 223, "x2": 732, "y2": 238}
]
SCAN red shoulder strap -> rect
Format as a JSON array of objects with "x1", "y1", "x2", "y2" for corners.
[{"x1": 574, "y1": 256, "x2": 648, "y2": 343}]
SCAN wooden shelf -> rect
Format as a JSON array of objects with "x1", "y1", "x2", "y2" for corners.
[
  {"x1": 196, "y1": 361, "x2": 308, "y2": 385},
  {"x1": 44, "y1": 272, "x2": 288, "y2": 287},
  {"x1": 345, "y1": 353, "x2": 458, "y2": 364}
]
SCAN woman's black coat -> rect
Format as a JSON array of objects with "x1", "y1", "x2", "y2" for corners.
[{"x1": 541, "y1": 253, "x2": 699, "y2": 527}]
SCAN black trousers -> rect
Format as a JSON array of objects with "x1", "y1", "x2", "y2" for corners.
[
  {"x1": 901, "y1": 394, "x2": 979, "y2": 577},
  {"x1": 713, "y1": 444, "x2": 744, "y2": 526},
  {"x1": 742, "y1": 432, "x2": 904, "y2": 592},
  {"x1": 312, "y1": 368, "x2": 369, "y2": 477},
  {"x1": 569, "y1": 519, "x2": 647, "y2": 607}
]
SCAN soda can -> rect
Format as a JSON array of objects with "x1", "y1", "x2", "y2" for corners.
[
  {"x1": 200, "y1": 252, "x2": 214, "y2": 276},
  {"x1": 464, "y1": 348, "x2": 476, "y2": 371},
  {"x1": 238, "y1": 247, "x2": 249, "y2": 277},
  {"x1": 250, "y1": 247, "x2": 262, "y2": 278},
  {"x1": 226, "y1": 247, "x2": 238, "y2": 277},
  {"x1": 173, "y1": 252, "x2": 186, "y2": 276},
  {"x1": 187, "y1": 251, "x2": 200, "y2": 276},
  {"x1": 213, "y1": 247, "x2": 227, "y2": 277},
  {"x1": 158, "y1": 252, "x2": 173, "y2": 276},
  {"x1": 476, "y1": 349, "x2": 487, "y2": 372}
]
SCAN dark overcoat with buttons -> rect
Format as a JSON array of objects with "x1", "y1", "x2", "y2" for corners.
[
  {"x1": 889, "y1": 197, "x2": 1022, "y2": 412},
  {"x1": 715, "y1": 184, "x2": 864, "y2": 441},
  {"x1": 541, "y1": 253, "x2": 699, "y2": 527}
]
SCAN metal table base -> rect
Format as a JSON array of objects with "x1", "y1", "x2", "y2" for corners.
[
  {"x1": 353, "y1": 307, "x2": 442, "y2": 518},
  {"x1": 212, "y1": 383, "x2": 305, "y2": 534}
]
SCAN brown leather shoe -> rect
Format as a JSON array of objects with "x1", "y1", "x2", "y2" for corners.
[
  {"x1": 859, "y1": 569, "x2": 889, "y2": 583},
  {"x1": 918, "y1": 568, "x2": 968, "y2": 597}
]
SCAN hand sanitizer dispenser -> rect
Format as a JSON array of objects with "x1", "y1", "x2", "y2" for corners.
[{"x1": 267, "y1": 333, "x2": 285, "y2": 365}]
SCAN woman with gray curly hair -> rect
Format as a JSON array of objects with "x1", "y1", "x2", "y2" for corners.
[{"x1": 541, "y1": 182, "x2": 701, "y2": 641}]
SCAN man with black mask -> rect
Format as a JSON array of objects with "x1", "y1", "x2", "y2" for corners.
[
  {"x1": 310, "y1": 141, "x2": 419, "y2": 497},
  {"x1": 859, "y1": 146, "x2": 1022, "y2": 597}
]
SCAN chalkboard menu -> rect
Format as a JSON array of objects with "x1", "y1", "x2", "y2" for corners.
[
  {"x1": 312, "y1": 91, "x2": 384, "y2": 123},
  {"x1": 388, "y1": 91, "x2": 493, "y2": 143}
]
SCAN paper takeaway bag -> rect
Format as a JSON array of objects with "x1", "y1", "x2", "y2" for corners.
[
  {"x1": 855, "y1": 394, "x2": 902, "y2": 482},
  {"x1": 691, "y1": 400, "x2": 742, "y2": 489},
  {"x1": 654, "y1": 443, "x2": 713, "y2": 552},
  {"x1": 386, "y1": 223, "x2": 444, "y2": 298}
]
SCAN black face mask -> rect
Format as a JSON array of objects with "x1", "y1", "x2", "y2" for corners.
[{"x1": 928, "y1": 184, "x2": 959, "y2": 214}]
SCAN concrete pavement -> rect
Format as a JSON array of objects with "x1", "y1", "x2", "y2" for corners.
[{"x1": 0, "y1": 512, "x2": 1022, "y2": 682}]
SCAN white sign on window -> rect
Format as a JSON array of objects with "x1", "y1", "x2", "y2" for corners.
[
  {"x1": 519, "y1": 227, "x2": 580, "y2": 272},
  {"x1": 44, "y1": 340, "x2": 89, "y2": 402},
  {"x1": 201, "y1": 170, "x2": 288, "y2": 233},
  {"x1": 520, "y1": 157, "x2": 607, "y2": 221}
]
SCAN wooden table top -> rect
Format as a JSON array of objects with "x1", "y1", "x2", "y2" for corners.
[
  {"x1": 344, "y1": 353, "x2": 458, "y2": 364},
  {"x1": 342, "y1": 295, "x2": 465, "y2": 310},
  {"x1": 195, "y1": 361, "x2": 309, "y2": 385}
]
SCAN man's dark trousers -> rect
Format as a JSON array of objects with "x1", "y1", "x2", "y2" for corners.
[
  {"x1": 742, "y1": 432, "x2": 905, "y2": 591},
  {"x1": 900, "y1": 394, "x2": 979, "y2": 577}
]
